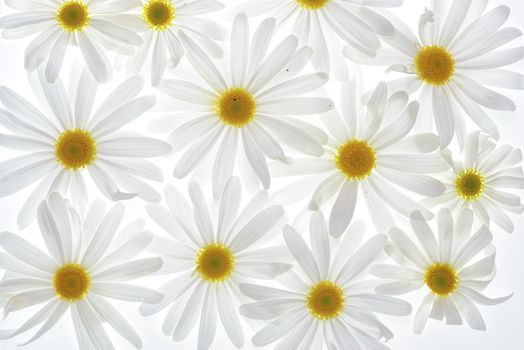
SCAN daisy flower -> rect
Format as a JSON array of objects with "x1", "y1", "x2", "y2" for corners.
[
  {"x1": 140, "y1": 177, "x2": 291, "y2": 350},
  {"x1": 233, "y1": 0, "x2": 400, "y2": 79},
  {"x1": 0, "y1": 0, "x2": 143, "y2": 83},
  {"x1": 125, "y1": 0, "x2": 226, "y2": 86},
  {"x1": 371, "y1": 208, "x2": 512, "y2": 333},
  {"x1": 157, "y1": 13, "x2": 333, "y2": 198},
  {"x1": 272, "y1": 79, "x2": 448, "y2": 237},
  {"x1": 240, "y1": 211, "x2": 412, "y2": 349},
  {"x1": 0, "y1": 69, "x2": 171, "y2": 229},
  {"x1": 0, "y1": 193, "x2": 163, "y2": 349},
  {"x1": 344, "y1": 0, "x2": 524, "y2": 148},
  {"x1": 427, "y1": 131, "x2": 524, "y2": 233}
]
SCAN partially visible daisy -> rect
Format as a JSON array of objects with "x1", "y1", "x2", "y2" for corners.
[
  {"x1": 140, "y1": 177, "x2": 291, "y2": 350},
  {"x1": 0, "y1": 193, "x2": 163, "y2": 349},
  {"x1": 427, "y1": 131, "x2": 524, "y2": 233},
  {"x1": 344, "y1": 1, "x2": 524, "y2": 147},
  {"x1": 233, "y1": 0, "x2": 399, "y2": 79},
  {"x1": 0, "y1": 0, "x2": 143, "y2": 83},
  {"x1": 240, "y1": 211, "x2": 412, "y2": 349},
  {"x1": 157, "y1": 13, "x2": 333, "y2": 197},
  {"x1": 371, "y1": 208, "x2": 512, "y2": 333},
  {"x1": 0, "y1": 69, "x2": 171, "y2": 228},
  {"x1": 125, "y1": 0, "x2": 226, "y2": 86},
  {"x1": 272, "y1": 79, "x2": 448, "y2": 237}
]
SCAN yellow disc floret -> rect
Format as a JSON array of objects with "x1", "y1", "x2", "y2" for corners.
[
  {"x1": 55, "y1": 129, "x2": 97, "y2": 170},
  {"x1": 335, "y1": 139, "x2": 376, "y2": 180},
  {"x1": 296, "y1": 0, "x2": 330, "y2": 10},
  {"x1": 424, "y1": 263, "x2": 459, "y2": 296},
  {"x1": 56, "y1": 1, "x2": 90, "y2": 32},
  {"x1": 415, "y1": 45, "x2": 455, "y2": 86},
  {"x1": 307, "y1": 281, "x2": 345, "y2": 320},
  {"x1": 215, "y1": 88, "x2": 257, "y2": 127},
  {"x1": 196, "y1": 243, "x2": 235, "y2": 283},
  {"x1": 54, "y1": 264, "x2": 91, "y2": 301},
  {"x1": 455, "y1": 168, "x2": 485, "y2": 201},
  {"x1": 143, "y1": 0, "x2": 176, "y2": 30}
]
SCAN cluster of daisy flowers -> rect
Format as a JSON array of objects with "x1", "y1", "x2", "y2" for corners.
[{"x1": 0, "y1": 0, "x2": 522, "y2": 349}]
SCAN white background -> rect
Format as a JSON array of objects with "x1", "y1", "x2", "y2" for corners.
[{"x1": 0, "y1": 0, "x2": 523, "y2": 349}]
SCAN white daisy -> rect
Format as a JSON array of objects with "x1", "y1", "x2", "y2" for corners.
[
  {"x1": 0, "y1": 193, "x2": 163, "y2": 349},
  {"x1": 371, "y1": 208, "x2": 512, "y2": 333},
  {"x1": 272, "y1": 79, "x2": 448, "y2": 237},
  {"x1": 140, "y1": 177, "x2": 291, "y2": 350},
  {"x1": 0, "y1": 0, "x2": 143, "y2": 83},
  {"x1": 0, "y1": 69, "x2": 171, "y2": 229},
  {"x1": 240, "y1": 211, "x2": 412, "y2": 349},
  {"x1": 157, "y1": 13, "x2": 333, "y2": 198},
  {"x1": 233, "y1": 0, "x2": 400, "y2": 79},
  {"x1": 427, "y1": 131, "x2": 524, "y2": 233},
  {"x1": 125, "y1": 0, "x2": 226, "y2": 86},
  {"x1": 344, "y1": 0, "x2": 524, "y2": 148}
]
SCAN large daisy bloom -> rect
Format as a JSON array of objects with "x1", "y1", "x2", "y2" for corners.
[
  {"x1": 140, "y1": 177, "x2": 291, "y2": 350},
  {"x1": 272, "y1": 79, "x2": 448, "y2": 237},
  {"x1": 344, "y1": 0, "x2": 524, "y2": 148},
  {"x1": 233, "y1": 0, "x2": 400, "y2": 79},
  {"x1": 371, "y1": 208, "x2": 512, "y2": 333},
  {"x1": 125, "y1": 0, "x2": 226, "y2": 86},
  {"x1": 427, "y1": 131, "x2": 524, "y2": 233},
  {"x1": 0, "y1": 0, "x2": 143, "y2": 83},
  {"x1": 0, "y1": 69, "x2": 171, "y2": 229},
  {"x1": 0, "y1": 193, "x2": 163, "y2": 349},
  {"x1": 240, "y1": 211, "x2": 412, "y2": 349},
  {"x1": 157, "y1": 13, "x2": 333, "y2": 198}
]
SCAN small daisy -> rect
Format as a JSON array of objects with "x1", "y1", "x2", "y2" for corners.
[
  {"x1": 240, "y1": 211, "x2": 412, "y2": 349},
  {"x1": 125, "y1": 0, "x2": 226, "y2": 86},
  {"x1": 0, "y1": 193, "x2": 163, "y2": 349},
  {"x1": 157, "y1": 13, "x2": 333, "y2": 197},
  {"x1": 0, "y1": 0, "x2": 143, "y2": 83},
  {"x1": 427, "y1": 131, "x2": 524, "y2": 233},
  {"x1": 344, "y1": 1, "x2": 524, "y2": 147},
  {"x1": 233, "y1": 0, "x2": 399, "y2": 79},
  {"x1": 272, "y1": 79, "x2": 448, "y2": 237},
  {"x1": 0, "y1": 69, "x2": 171, "y2": 229},
  {"x1": 371, "y1": 208, "x2": 512, "y2": 333},
  {"x1": 140, "y1": 177, "x2": 291, "y2": 350}
]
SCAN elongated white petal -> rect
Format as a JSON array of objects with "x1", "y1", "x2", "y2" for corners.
[
  {"x1": 0, "y1": 232, "x2": 56, "y2": 272},
  {"x1": 229, "y1": 206, "x2": 284, "y2": 252},
  {"x1": 91, "y1": 282, "x2": 163, "y2": 303}
]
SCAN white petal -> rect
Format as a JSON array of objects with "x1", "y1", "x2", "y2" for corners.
[
  {"x1": 283, "y1": 225, "x2": 321, "y2": 283},
  {"x1": 91, "y1": 282, "x2": 163, "y2": 303},
  {"x1": 81, "y1": 204, "x2": 125, "y2": 268},
  {"x1": 252, "y1": 309, "x2": 308, "y2": 347},
  {"x1": 45, "y1": 32, "x2": 70, "y2": 83},
  {"x1": 173, "y1": 282, "x2": 206, "y2": 341},
  {"x1": 93, "y1": 257, "x2": 162, "y2": 281},
  {"x1": 413, "y1": 293, "x2": 435, "y2": 334},
  {"x1": 432, "y1": 88, "x2": 455, "y2": 148},
  {"x1": 216, "y1": 177, "x2": 241, "y2": 242},
  {"x1": 241, "y1": 128, "x2": 270, "y2": 189},
  {"x1": 217, "y1": 285, "x2": 245, "y2": 348},
  {"x1": 410, "y1": 211, "x2": 439, "y2": 262},
  {"x1": 369, "y1": 264, "x2": 423, "y2": 280},
  {"x1": 87, "y1": 294, "x2": 142, "y2": 348},
  {"x1": 347, "y1": 294, "x2": 412, "y2": 315},
  {"x1": 329, "y1": 181, "x2": 358, "y2": 238},
  {"x1": 189, "y1": 181, "x2": 215, "y2": 244},
  {"x1": 0, "y1": 231, "x2": 56, "y2": 272},
  {"x1": 229, "y1": 206, "x2": 284, "y2": 252},
  {"x1": 310, "y1": 211, "x2": 330, "y2": 278},
  {"x1": 453, "y1": 226, "x2": 493, "y2": 269},
  {"x1": 37, "y1": 200, "x2": 65, "y2": 264},
  {"x1": 336, "y1": 234, "x2": 387, "y2": 286},
  {"x1": 371, "y1": 101, "x2": 418, "y2": 150},
  {"x1": 75, "y1": 300, "x2": 115, "y2": 350},
  {"x1": 389, "y1": 227, "x2": 429, "y2": 269},
  {"x1": 198, "y1": 284, "x2": 217, "y2": 350},
  {"x1": 77, "y1": 31, "x2": 111, "y2": 83},
  {"x1": 157, "y1": 79, "x2": 217, "y2": 104},
  {"x1": 455, "y1": 75, "x2": 515, "y2": 111}
]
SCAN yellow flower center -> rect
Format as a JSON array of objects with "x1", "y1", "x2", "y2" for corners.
[
  {"x1": 424, "y1": 263, "x2": 459, "y2": 296},
  {"x1": 296, "y1": 0, "x2": 330, "y2": 10},
  {"x1": 335, "y1": 139, "x2": 376, "y2": 180},
  {"x1": 196, "y1": 244, "x2": 235, "y2": 283},
  {"x1": 455, "y1": 168, "x2": 484, "y2": 201},
  {"x1": 54, "y1": 264, "x2": 91, "y2": 301},
  {"x1": 306, "y1": 281, "x2": 345, "y2": 320},
  {"x1": 143, "y1": 0, "x2": 176, "y2": 30},
  {"x1": 415, "y1": 45, "x2": 455, "y2": 86},
  {"x1": 55, "y1": 129, "x2": 97, "y2": 171},
  {"x1": 215, "y1": 88, "x2": 257, "y2": 128},
  {"x1": 56, "y1": 1, "x2": 90, "y2": 32}
]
